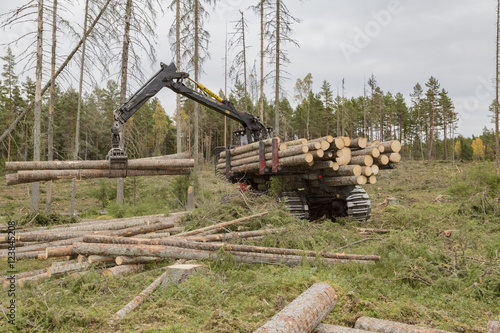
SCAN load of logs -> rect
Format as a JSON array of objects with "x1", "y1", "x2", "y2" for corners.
[
  {"x1": 4, "y1": 152, "x2": 194, "y2": 186},
  {"x1": 216, "y1": 136, "x2": 402, "y2": 190}
]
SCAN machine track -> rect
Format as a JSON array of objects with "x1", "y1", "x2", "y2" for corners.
[
  {"x1": 345, "y1": 186, "x2": 371, "y2": 222},
  {"x1": 279, "y1": 192, "x2": 309, "y2": 220}
]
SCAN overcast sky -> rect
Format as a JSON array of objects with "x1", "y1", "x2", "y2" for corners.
[{"x1": 0, "y1": 0, "x2": 497, "y2": 138}]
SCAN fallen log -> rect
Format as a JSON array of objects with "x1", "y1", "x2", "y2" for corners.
[
  {"x1": 488, "y1": 321, "x2": 500, "y2": 333},
  {"x1": 255, "y1": 282, "x2": 338, "y2": 333},
  {"x1": 110, "y1": 268, "x2": 171, "y2": 321},
  {"x1": 115, "y1": 256, "x2": 162, "y2": 265},
  {"x1": 355, "y1": 317, "x2": 453, "y2": 333},
  {"x1": 313, "y1": 324, "x2": 368, "y2": 333},
  {"x1": 98, "y1": 220, "x2": 175, "y2": 237},
  {"x1": 17, "y1": 273, "x2": 49, "y2": 286},
  {"x1": 81, "y1": 235, "x2": 381, "y2": 261},
  {"x1": 1, "y1": 268, "x2": 47, "y2": 285},
  {"x1": 72, "y1": 242, "x2": 374, "y2": 266},
  {"x1": 102, "y1": 264, "x2": 145, "y2": 277},
  {"x1": 47, "y1": 262, "x2": 92, "y2": 277},
  {"x1": 174, "y1": 229, "x2": 284, "y2": 242},
  {"x1": 174, "y1": 212, "x2": 268, "y2": 237},
  {"x1": 87, "y1": 255, "x2": 115, "y2": 264}
]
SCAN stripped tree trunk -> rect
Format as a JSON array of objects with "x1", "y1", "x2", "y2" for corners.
[
  {"x1": 255, "y1": 283, "x2": 338, "y2": 333},
  {"x1": 31, "y1": 0, "x2": 44, "y2": 212},
  {"x1": 45, "y1": 0, "x2": 57, "y2": 213}
]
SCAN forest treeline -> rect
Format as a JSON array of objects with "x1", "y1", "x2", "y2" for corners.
[{"x1": 0, "y1": 45, "x2": 497, "y2": 165}]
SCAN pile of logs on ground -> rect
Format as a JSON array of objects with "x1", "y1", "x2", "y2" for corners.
[
  {"x1": 1, "y1": 211, "x2": 380, "y2": 285},
  {"x1": 255, "y1": 282, "x2": 457, "y2": 333},
  {"x1": 1, "y1": 211, "x2": 383, "y2": 322},
  {"x1": 4, "y1": 152, "x2": 193, "y2": 186},
  {"x1": 216, "y1": 136, "x2": 401, "y2": 189}
]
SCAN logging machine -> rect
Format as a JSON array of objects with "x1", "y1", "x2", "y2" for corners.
[{"x1": 108, "y1": 63, "x2": 371, "y2": 222}]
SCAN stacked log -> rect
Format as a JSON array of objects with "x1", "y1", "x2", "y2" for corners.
[
  {"x1": 216, "y1": 137, "x2": 401, "y2": 189},
  {"x1": 5, "y1": 152, "x2": 194, "y2": 185}
]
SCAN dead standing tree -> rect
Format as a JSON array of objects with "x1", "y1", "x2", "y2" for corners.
[
  {"x1": 229, "y1": 10, "x2": 250, "y2": 113},
  {"x1": 264, "y1": 0, "x2": 299, "y2": 137}
]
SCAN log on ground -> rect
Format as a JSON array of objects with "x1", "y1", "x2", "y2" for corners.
[
  {"x1": 354, "y1": 317, "x2": 454, "y2": 333},
  {"x1": 254, "y1": 282, "x2": 338, "y2": 333}
]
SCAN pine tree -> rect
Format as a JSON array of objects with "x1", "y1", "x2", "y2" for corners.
[
  {"x1": 410, "y1": 83, "x2": 425, "y2": 161},
  {"x1": 319, "y1": 80, "x2": 333, "y2": 134},
  {"x1": 0, "y1": 47, "x2": 20, "y2": 162},
  {"x1": 425, "y1": 76, "x2": 441, "y2": 161}
]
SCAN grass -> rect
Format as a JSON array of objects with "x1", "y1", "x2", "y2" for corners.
[{"x1": 0, "y1": 160, "x2": 499, "y2": 332}]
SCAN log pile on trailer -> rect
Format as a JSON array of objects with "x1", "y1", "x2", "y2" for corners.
[{"x1": 216, "y1": 136, "x2": 401, "y2": 188}]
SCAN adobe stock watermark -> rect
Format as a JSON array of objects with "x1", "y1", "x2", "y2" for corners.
[
  {"x1": 340, "y1": 1, "x2": 404, "y2": 64},
  {"x1": 461, "y1": 74, "x2": 495, "y2": 117}
]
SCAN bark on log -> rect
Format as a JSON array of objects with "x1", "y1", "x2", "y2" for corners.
[
  {"x1": 349, "y1": 155, "x2": 373, "y2": 167},
  {"x1": 82, "y1": 235, "x2": 381, "y2": 261},
  {"x1": 115, "y1": 256, "x2": 161, "y2": 265},
  {"x1": 137, "y1": 152, "x2": 191, "y2": 160},
  {"x1": 351, "y1": 147, "x2": 380, "y2": 158},
  {"x1": 488, "y1": 321, "x2": 500, "y2": 333},
  {"x1": 13, "y1": 251, "x2": 46, "y2": 260},
  {"x1": 219, "y1": 138, "x2": 279, "y2": 157},
  {"x1": 51, "y1": 260, "x2": 78, "y2": 268},
  {"x1": 218, "y1": 145, "x2": 310, "y2": 168},
  {"x1": 280, "y1": 138, "x2": 307, "y2": 150},
  {"x1": 172, "y1": 229, "x2": 284, "y2": 242},
  {"x1": 348, "y1": 137, "x2": 368, "y2": 149},
  {"x1": 323, "y1": 176, "x2": 367, "y2": 186},
  {"x1": 110, "y1": 268, "x2": 171, "y2": 321},
  {"x1": 102, "y1": 264, "x2": 145, "y2": 277},
  {"x1": 99, "y1": 220, "x2": 175, "y2": 237},
  {"x1": 87, "y1": 255, "x2": 115, "y2": 264},
  {"x1": 309, "y1": 135, "x2": 334, "y2": 144},
  {"x1": 323, "y1": 165, "x2": 362, "y2": 177},
  {"x1": 17, "y1": 273, "x2": 49, "y2": 286},
  {"x1": 46, "y1": 262, "x2": 92, "y2": 277},
  {"x1": 72, "y1": 242, "x2": 374, "y2": 266},
  {"x1": 313, "y1": 324, "x2": 368, "y2": 333},
  {"x1": 5, "y1": 158, "x2": 194, "y2": 171},
  {"x1": 1, "y1": 268, "x2": 47, "y2": 285},
  {"x1": 355, "y1": 317, "x2": 454, "y2": 333},
  {"x1": 254, "y1": 282, "x2": 338, "y2": 333},
  {"x1": 0, "y1": 237, "x2": 84, "y2": 257},
  {"x1": 379, "y1": 140, "x2": 401, "y2": 153},
  {"x1": 342, "y1": 137, "x2": 351, "y2": 147},
  {"x1": 374, "y1": 155, "x2": 390, "y2": 165},
  {"x1": 174, "y1": 212, "x2": 268, "y2": 237},
  {"x1": 7, "y1": 169, "x2": 191, "y2": 185},
  {"x1": 383, "y1": 152, "x2": 401, "y2": 163},
  {"x1": 310, "y1": 161, "x2": 337, "y2": 170}
]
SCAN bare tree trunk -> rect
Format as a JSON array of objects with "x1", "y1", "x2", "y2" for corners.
[
  {"x1": 117, "y1": 0, "x2": 132, "y2": 205},
  {"x1": 428, "y1": 100, "x2": 435, "y2": 161},
  {"x1": 496, "y1": 0, "x2": 500, "y2": 174},
  {"x1": 31, "y1": 0, "x2": 44, "y2": 212},
  {"x1": 259, "y1": 0, "x2": 264, "y2": 123},
  {"x1": 224, "y1": 22, "x2": 228, "y2": 146},
  {"x1": 176, "y1": 0, "x2": 182, "y2": 153},
  {"x1": 241, "y1": 11, "x2": 248, "y2": 113},
  {"x1": 45, "y1": 0, "x2": 57, "y2": 214},
  {"x1": 274, "y1": 0, "x2": 280, "y2": 137},
  {"x1": 71, "y1": 0, "x2": 90, "y2": 215},
  {"x1": 193, "y1": 0, "x2": 199, "y2": 187}
]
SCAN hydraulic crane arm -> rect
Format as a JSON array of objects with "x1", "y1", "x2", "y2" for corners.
[{"x1": 110, "y1": 62, "x2": 270, "y2": 154}]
